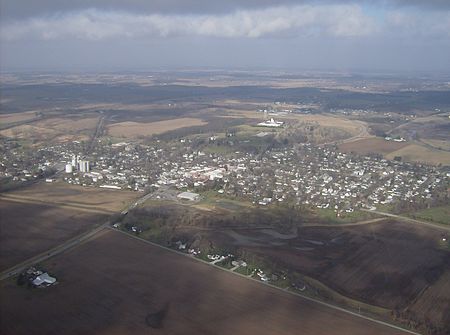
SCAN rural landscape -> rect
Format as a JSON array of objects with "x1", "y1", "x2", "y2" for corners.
[
  {"x1": 1, "y1": 1, "x2": 450, "y2": 334},
  {"x1": 1, "y1": 70, "x2": 449, "y2": 335}
]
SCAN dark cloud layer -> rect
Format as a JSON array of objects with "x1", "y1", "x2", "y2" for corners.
[
  {"x1": 0, "y1": 1, "x2": 448, "y2": 72},
  {"x1": 1, "y1": 0, "x2": 448, "y2": 20}
]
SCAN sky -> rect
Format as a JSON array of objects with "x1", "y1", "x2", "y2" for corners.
[{"x1": 1, "y1": 0, "x2": 449, "y2": 73}]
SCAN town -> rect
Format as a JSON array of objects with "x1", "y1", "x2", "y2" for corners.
[{"x1": 1, "y1": 130, "x2": 448, "y2": 215}]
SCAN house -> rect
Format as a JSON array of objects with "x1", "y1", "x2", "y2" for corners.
[{"x1": 32, "y1": 273, "x2": 56, "y2": 287}]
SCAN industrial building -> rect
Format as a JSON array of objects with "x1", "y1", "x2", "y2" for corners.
[
  {"x1": 177, "y1": 191, "x2": 200, "y2": 201},
  {"x1": 78, "y1": 160, "x2": 90, "y2": 173},
  {"x1": 257, "y1": 118, "x2": 284, "y2": 127},
  {"x1": 65, "y1": 164, "x2": 73, "y2": 173}
]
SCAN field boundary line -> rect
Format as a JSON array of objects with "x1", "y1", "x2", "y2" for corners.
[
  {"x1": 361, "y1": 209, "x2": 450, "y2": 232},
  {"x1": 110, "y1": 227, "x2": 422, "y2": 335},
  {"x1": 0, "y1": 194, "x2": 116, "y2": 215},
  {"x1": 0, "y1": 224, "x2": 109, "y2": 281}
]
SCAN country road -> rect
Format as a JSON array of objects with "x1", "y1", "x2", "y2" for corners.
[
  {"x1": 110, "y1": 227, "x2": 422, "y2": 335},
  {"x1": 0, "y1": 194, "x2": 426, "y2": 335},
  {"x1": 0, "y1": 221, "x2": 110, "y2": 281},
  {"x1": 361, "y1": 209, "x2": 450, "y2": 232},
  {"x1": 321, "y1": 119, "x2": 374, "y2": 146},
  {"x1": 0, "y1": 190, "x2": 150, "y2": 281}
]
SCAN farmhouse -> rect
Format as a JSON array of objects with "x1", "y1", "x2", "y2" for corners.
[
  {"x1": 177, "y1": 191, "x2": 200, "y2": 201},
  {"x1": 32, "y1": 273, "x2": 57, "y2": 287}
]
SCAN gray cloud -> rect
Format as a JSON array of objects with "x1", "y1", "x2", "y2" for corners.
[
  {"x1": 1, "y1": 1, "x2": 449, "y2": 73},
  {"x1": 1, "y1": 5, "x2": 379, "y2": 41},
  {"x1": 1, "y1": 0, "x2": 449, "y2": 20}
]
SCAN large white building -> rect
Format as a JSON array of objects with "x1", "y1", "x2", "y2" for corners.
[
  {"x1": 177, "y1": 191, "x2": 200, "y2": 201},
  {"x1": 257, "y1": 118, "x2": 284, "y2": 128}
]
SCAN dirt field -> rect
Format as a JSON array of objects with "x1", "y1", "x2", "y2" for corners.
[
  {"x1": 0, "y1": 200, "x2": 108, "y2": 271},
  {"x1": 421, "y1": 138, "x2": 450, "y2": 151},
  {"x1": 166, "y1": 215, "x2": 448, "y2": 333},
  {"x1": 217, "y1": 110, "x2": 363, "y2": 133},
  {"x1": 2, "y1": 181, "x2": 138, "y2": 212},
  {"x1": 339, "y1": 137, "x2": 409, "y2": 155},
  {"x1": 107, "y1": 118, "x2": 207, "y2": 138},
  {"x1": 0, "y1": 116, "x2": 99, "y2": 143},
  {"x1": 230, "y1": 220, "x2": 450, "y2": 332},
  {"x1": 406, "y1": 270, "x2": 450, "y2": 330},
  {"x1": 0, "y1": 111, "x2": 38, "y2": 124},
  {"x1": 386, "y1": 144, "x2": 450, "y2": 166},
  {"x1": 0, "y1": 229, "x2": 410, "y2": 335}
]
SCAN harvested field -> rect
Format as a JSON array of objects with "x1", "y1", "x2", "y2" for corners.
[
  {"x1": 218, "y1": 111, "x2": 363, "y2": 134},
  {"x1": 0, "y1": 200, "x2": 108, "y2": 271},
  {"x1": 234, "y1": 220, "x2": 450, "y2": 333},
  {"x1": 34, "y1": 117, "x2": 100, "y2": 133},
  {"x1": 2, "y1": 181, "x2": 138, "y2": 212},
  {"x1": 0, "y1": 116, "x2": 98, "y2": 143},
  {"x1": 107, "y1": 118, "x2": 207, "y2": 138},
  {"x1": 421, "y1": 138, "x2": 450, "y2": 151},
  {"x1": 339, "y1": 137, "x2": 409, "y2": 155},
  {"x1": 0, "y1": 229, "x2": 410, "y2": 335},
  {"x1": 386, "y1": 144, "x2": 450, "y2": 166},
  {"x1": 0, "y1": 111, "x2": 38, "y2": 124},
  {"x1": 406, "y1": 270, "x2": 450, "y2": 332}
]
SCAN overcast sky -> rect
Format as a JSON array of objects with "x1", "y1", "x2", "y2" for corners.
[{"x1": 1, "y1": 0, "x2": 449, "y2": 73}]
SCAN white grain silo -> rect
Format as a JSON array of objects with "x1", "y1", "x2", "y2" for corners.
[{"x1": 65, "y1": 164, "x2": 73, "y2": 173}]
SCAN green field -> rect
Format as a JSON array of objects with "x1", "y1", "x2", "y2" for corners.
[{"x1": 408, "y1": 205, "x2": 450, "y2": 225}]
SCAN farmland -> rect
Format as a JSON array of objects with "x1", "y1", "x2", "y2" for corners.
[
  {"x1": 107, "y1": 118, "x2": 207, "y2": 138},
  {"x1": 2, "y1": 181, "x2": 138, "y2": 212},
  {"x1": 385, "y1": 144, "x2": 450, "y2": 166},
  {"x1": 339, "y1": 137, "x2": 409, "y2": 155},
  {"x1": 0, "y1": 116, "x2": 100, "y2": 144},
  {"x1": 0, "y1": 200, "x2": 108, "y2": 271},
  {"x1": 0, "y1": 72, "x2": 449, "y2": 335},
  {"x1": 120, "y1": 203, "x2": 450, "y2": 334},
  {"x1": 0, "y1": 229, "x2": 411, "y2": 335},
  {"x1": 408, "y1": 205, "x2": 450, "y2": 226},
  {"x1": 0, "y1": 111, "x2": 39, "y2": 125},
  {"x1": 338, "y1": 137, "x2": 450, "y2": 166}
]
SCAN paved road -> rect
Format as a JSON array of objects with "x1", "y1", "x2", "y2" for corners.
[{"x1": 361, "y1": 209, "x2": 450, "y2": 232}]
